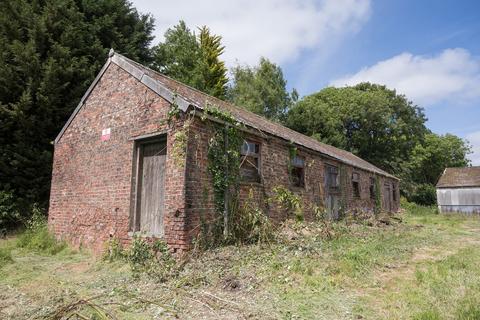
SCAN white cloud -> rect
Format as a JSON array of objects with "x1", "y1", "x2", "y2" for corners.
[
  {"x1": 466, "y1": 131, "x2": 480, "y2": 166},
  {"x1": 331, "y1": 48, "x2": 480, "y2": 106},
  {"x1": 130, "y1": 0, "x2": 371, "y2": 66}
]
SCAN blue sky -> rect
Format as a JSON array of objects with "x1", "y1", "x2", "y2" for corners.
[{"x1": 131, "y1": 0, "x2": 480, "y2": 164}]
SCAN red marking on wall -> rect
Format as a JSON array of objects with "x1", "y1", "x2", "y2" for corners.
[{"x1": 101, "y1": 128, "x2": 111, "y2": 141}]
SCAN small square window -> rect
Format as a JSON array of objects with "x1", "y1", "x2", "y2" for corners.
[
  {"x1": 240, "y1": 140, "x2": 260, "y2": 183},
  {"x1": 290, "y1": 155, "x2": 305, "y2": 187},
  {"x1": 352, "y1": 172, "x2": 360, "y2": 198}
]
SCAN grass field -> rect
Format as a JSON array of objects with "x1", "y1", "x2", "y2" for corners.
[{"x1": 1, "y1": 205, "x2": 480, "y2": 319}]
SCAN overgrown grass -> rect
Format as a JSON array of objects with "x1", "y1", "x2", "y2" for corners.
[{"x1": 1, "y1": 201, "x2": 480, "y2": 319}]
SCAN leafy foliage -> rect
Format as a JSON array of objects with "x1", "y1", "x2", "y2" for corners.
[
  {"x1": 286, "y1": 82, "x2": 471, "y2": 204},
  {"x1": 286, "y1": 83, "x2": 428, "y2": 173},
  {"x1": 17, "y1": 205, "x2": 66, "y2": 255},
  {"x1": 152, "y1": 21, "x2": 228, "y2": 99},
  {"x1": 228, "y1": 57, "x2": 297, "y2": 121},
  {"x1": 271, "y1": 186, "x2": 304, "y2": 222},
  {"x1": 0, "y1": 0, "x2": 154, "y2": 223}
]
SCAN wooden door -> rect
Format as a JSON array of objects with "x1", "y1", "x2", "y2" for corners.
[
  {"x1": 383, "y1": 183, "x2": 392, "y2": 212},
  {"x1": 135, "y1": 140, "x2": 167, "y2": 236}
]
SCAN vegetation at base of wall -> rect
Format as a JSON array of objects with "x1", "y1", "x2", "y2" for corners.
[
  {"x1": 3, "y1": 201, "x2": 480, "y2": 319},
  {"x1": 271, "y1": 186, "x2": 304, "y2": 222},
  {"x1": 104, "y1": 236, "x2": 177, "y2": 281},
  {"x1": 16, "y1": 205, "x2": 67, "y2": 255}
]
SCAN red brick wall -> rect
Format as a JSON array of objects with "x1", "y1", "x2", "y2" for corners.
[
  {"x1": 48, "y1": 63, "x2": 189, "y2": 253},
  {"x1": 49, "y1": 62, "x2": 400, "y2": 254}
]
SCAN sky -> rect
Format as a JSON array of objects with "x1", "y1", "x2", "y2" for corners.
[{"x1": 130, "y1": 0, "x2": 480, "y2": 165}]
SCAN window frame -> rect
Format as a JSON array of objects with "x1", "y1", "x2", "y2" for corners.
[
  {"x1": 352, "y1": 172, "x2": 361, "y2": 198},
  {"x1": 369, "y1": 177, "x2": 376, "y2": 200},
  {"x1": 290, "y1": 155, "x2": 305, "y2": 188},
  {"x1": 325, "y1": 164, "x2": 340, "y2": 192},
  {"x1": 239, "y1": 139, "x2": 262, "y2": 183}
]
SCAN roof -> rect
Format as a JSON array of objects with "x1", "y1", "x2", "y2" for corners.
[
  {"x1": 436, "y1": 167, "x2": 480, "y2": 188},
  {"x1": 55, "y1": 50, "x2": 397, "y2": 180}
]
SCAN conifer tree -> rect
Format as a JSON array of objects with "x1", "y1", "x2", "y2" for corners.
[{"x1": 0, "y1": 0, "x2": 154, "y2": 224}]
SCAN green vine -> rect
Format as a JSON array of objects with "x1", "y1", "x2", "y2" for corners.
[{"x1": 203, "y1": 104, "x2": 244, "y2": 241}]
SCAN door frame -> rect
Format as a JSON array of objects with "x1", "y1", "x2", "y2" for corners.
[{"x1": 130, "y1": 134, "x2": 167, "y2": 234}]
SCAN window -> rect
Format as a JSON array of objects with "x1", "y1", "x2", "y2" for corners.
[
  {"x1": 326, "y1": 165, "x2": 339, "y2": 190},
  {"x1": 392, "y1": 183, "x2": 397, "y2": 201},
  {"x1": 290, "y1": 155, "x2": 305, "y2": 187},
  {"x1": 352, "y1": 172, "x2": 360, "y2": 198},
  {"x1": 240, "y1": 140, "x2": 260, "y2": 182},
  {"x1": 369, "y1": 177, "x2": 375, "y2": 200}
]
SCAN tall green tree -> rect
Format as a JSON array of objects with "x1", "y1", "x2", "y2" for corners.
[
  {"x1": 0, "y1": 0, "x2": 154, "y2": 223},
  {"x1": 151, "y1": 21, "x2": 201, "y2": 87},
  {"x1": 196, "y1": 26, "x2": 229, "y2": 99},
  {"x1": 286, "y1": 83, "x2": 428, "y2": 173},
  {"x1": 152, "y1": 22, "x2": 228, "y2": 99},
  {"x1": 228, "y1": 57, "x2": 296, "y2": 121},
  {"x1": 401, "y1": 133, "x2": 471, "y2": 205}
]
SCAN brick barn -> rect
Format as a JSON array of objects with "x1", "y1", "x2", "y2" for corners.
[{"x1": 48, "y1": 50, "x2": 400, "y2": 253}]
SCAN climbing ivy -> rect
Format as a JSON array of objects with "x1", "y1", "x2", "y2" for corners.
[{"x1": 203, "y1": 104, "x2": 244, "y2": 241}]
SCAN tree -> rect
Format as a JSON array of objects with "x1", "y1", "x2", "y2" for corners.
[
  {"x1": 196, "y1": 26, "x2": 229, "y2": 99},
  {"x1": 286, "y1": 83, "x2": 428, "y2": 174},
  {"x1": 228, "y1": 58, "x2": 296, "y2": 121},
  {"x1": 0, "y1": 0, "x2": 154, "y2": 223},
  {"x1": 402, "y1": 133, "x2": 471, "y2": 205},
  {"x1": 151, "y1": 21, "x2": 201, "y2": 87},
  {"x1": 151, "y1": 22, "x2": 228, "y2": 99}
]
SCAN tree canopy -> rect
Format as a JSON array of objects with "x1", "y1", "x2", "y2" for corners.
[
  {"x1": 285, "y1": 82, "x2": 471, "y2": 205},
  {"x1": 228, "y1": 57, "x2": 297, "y2": 121},
  {"x1": 0, "y1": 0, "x2": 154, "y2": 222},
  {"x1": 152, "y1": 21, "x2": 228, "y2": 99},
  {"x1": 286, "y1": 83, "x2": 428, "y2": 173}
]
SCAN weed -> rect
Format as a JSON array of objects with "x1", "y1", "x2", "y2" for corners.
[
  {"x1": 16, "y1": 207, "x2": 66, "y2": 255},
  {"x1": 271, "y1": 186, "x2": 303, "y2": 221}
]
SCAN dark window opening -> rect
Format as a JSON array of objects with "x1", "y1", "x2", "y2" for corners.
[
  {"x1": 240, "y1": 140, "x2": 260, "y2": 183},
  {"x1": 392, "y1": 183, "x2": 397, "y2": 202},
  {"x1": 369, "y1": 177, "x2": 375, "y2": 200},
  {"x1": 352, "y1": 172, "x2": 360, "y2": 198},
  {"x1": 290, "y1": 155, "x2": 305, "y2": 187},
  {"x1": 326, "y1": 165, "x2": 339, "y2": 191}
]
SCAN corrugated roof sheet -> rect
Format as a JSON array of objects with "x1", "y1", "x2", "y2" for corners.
[
  {"x1": 436, "y1": 167, "x2": 480, "y2": 188},
  {"x1": 121, "y1": 54, "x2": 396, "y2": 179}
]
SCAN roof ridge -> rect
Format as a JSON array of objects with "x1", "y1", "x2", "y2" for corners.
[{"x1": 112, "y1": 52, "x2": 393, "y2": 177}]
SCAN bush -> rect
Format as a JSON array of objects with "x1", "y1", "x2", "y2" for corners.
[
  {"x1": 0, "y1": 190, "x2": 20, "y2": 230},
  {"x1": 17, "y1": 205, "x2": 66, "y2": 255},
  {"x1": 409, "y1": 183, "x2": 437, "y2": 206},
  {"x1": 126, "y1": 237, "x2": 177, "y2": 280}
]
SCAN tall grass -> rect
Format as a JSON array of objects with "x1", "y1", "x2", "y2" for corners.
[{"x1": 16, "y1": 208, "x2": 66, "y2": 255}]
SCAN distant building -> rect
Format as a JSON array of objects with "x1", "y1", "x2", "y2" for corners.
[{"x1": 436, "y1": 167, "x2": 480, "y2": 214}]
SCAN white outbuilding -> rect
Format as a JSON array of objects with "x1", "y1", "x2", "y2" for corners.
[{"x1": 436, "y1": 167, "x2": 480, "y2": 214}]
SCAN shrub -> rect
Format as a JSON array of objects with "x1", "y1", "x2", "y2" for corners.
[
  {"x1": 0, "y1": 190, "x2": 20, "y2": 230},
  {"x1": 230, "y1": 189, "x2": 274, "y2": 244},
  {"x1": 409, "y1": 183, "x2": 437, "y2": 206},
  {"x1": 17, "y1": 205, "x2": 66, "y2": 255},
  {"x1": 126, "y1": 237, "x2": 177, "y2": 280},
  {"x1": 271, "y1": 186, "x2": 304, "y2": 222}
]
